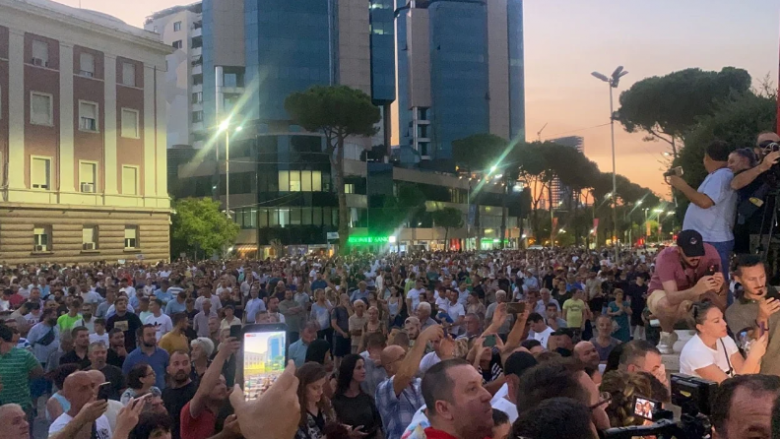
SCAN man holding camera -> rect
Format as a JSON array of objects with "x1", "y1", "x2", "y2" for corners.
[
  {"x1": 729, "y1": 132, "x2": 780, "y2": 255},
  {"x1": 726, "y1": 255, "x2": 780, "y2": 376},
  {"x1": 668, "y1": 140, "x2": 736, "y2": 288},
  {"x1": 646, "y1": 230, "x2": 727, "y2": 354}
]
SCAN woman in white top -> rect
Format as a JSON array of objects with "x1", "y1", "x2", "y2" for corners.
[{"x1": 679, "y1": 301, "x2": 767, "y2": 383}]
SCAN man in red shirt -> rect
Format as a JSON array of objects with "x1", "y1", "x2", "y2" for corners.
[
  {"x1": 419, "y1": 358, "x2": 494, "y2": 439},
  {"x1": 180, "y1": 337, "x2": 240, "y2": 439},
  {"x1": 646, "y1": 230, "x2": 727, "y2": 354}
]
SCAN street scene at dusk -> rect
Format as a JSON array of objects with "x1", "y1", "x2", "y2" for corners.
[{"x1": 0, "y1": 1, "x2": 779, "y2": 439}]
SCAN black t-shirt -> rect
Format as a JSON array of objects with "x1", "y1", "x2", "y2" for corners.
[
  {"x1": 99, "y1": 365, "x2": 125, "y2": 400},
  {"x1": 106, "y1": 312, "x2": 143, "y2": 351},
  {"x1": 332, "y1": 393, "x2": 382, "y2": 439},
  {"x1": 106, "y1": 348, "x2": 126, "y2": 369},
  {"x1": 626, "y1": 284, "x2": 648, "y2": 319},
  {"x1": 162, "y1": 381, "x2": 198, "y2": 439},
  {"x1": 59, "y1": 349, "x2": 91, "y2": 369}
]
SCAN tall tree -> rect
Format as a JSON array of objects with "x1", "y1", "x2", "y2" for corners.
[
  {"x1": 616, "y1": 67, "x2": 751, "y2": 157},
  {"x1": 431, "y1": 207, "x2": 465, "y2": 247},
  {"x1": 171, "y1": 197, "x2": 239, "y2": 260},
  {"x1": 285, "y1": 85, "x2": 381, "y2": 253}
]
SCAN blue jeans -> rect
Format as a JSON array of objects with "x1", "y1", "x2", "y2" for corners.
[{"x1": 707, "y1": 240, "x2": 734, "y2": 305}]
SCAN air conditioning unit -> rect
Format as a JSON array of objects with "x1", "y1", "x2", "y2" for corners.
[
  {"x1": 81, "y1": 183, "x2": 95, "y2": 193},
  {"x1": 80, "y1": 70, "x2": 94, "y2": 77},
  {"x1": 31, "y1": 58, "x2": 47, "y2": 67},
  {"x1": 34, "y1": 244, "x2": 47, "y2": 252},
  {"x1": 83, "y1": 242, "x2": 96, "y2": 250}
]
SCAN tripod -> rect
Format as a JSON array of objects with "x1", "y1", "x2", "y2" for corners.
[{"x1": 755, "y1": 189, "x2": 780, "y2": 281}]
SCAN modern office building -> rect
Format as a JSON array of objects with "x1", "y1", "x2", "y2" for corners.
[
  {"x1": 0, "y1": 0, "x2": 172, "y2": 265},
  {"x1": 550, "y1": 136, "x2": 585, "y2": 208},
  {"x1": 393, "y1": 0, "x2": 525, "y2": 164},
  {"x1": 144, "y1": 2, "x2": 204, "y2": 149}
]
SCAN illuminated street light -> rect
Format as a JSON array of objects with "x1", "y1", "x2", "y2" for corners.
[
  {"x1": 219, "y1": 119, "x2": 230, "y2": 131},
  {"x1": 559, "y1": 229, "x2": 566, "y2": 233},
  {"x1": 653, "y1": 208, "x2": 664, "y2": 213},
  {"x1": 490, "y1": 165, "x2": 497, "y2": 173}
]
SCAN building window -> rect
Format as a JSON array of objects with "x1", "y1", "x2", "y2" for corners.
[
  {"x1": 31, "y1": 157, "x2": 51, "y2": 190},
  {"x1": 82, "y1": 226, "x2": 97, "y2": 250},
  {"x1": 191, "y1": 36, "x2": 203, "y2": 48},
  {"x1": 121, "y1": 108, "x2": 139, "y2": 138},
  {"x1": 79, "y1": 161, "x2": 96, "y2": 193},
  {"x1": 30, "y1": 92, "x2": 53, "y2": 126},
  {"x1": 191, "y1": 111, "x2": 203, "y2": 123},
  {"x1": 79, "y1": 52, "x2": 95, "y2": 77},
  {"x1": 289, "y1": 171, "x2": 301, "y2": 192},
  {"x1": 277, "y1": 170, "x2": 322, "y2": 192},
  {"x1": 192, "y1": 92, "x2": 202, "y2": 104},
  {"x1": 124, "y1": 226, "x2": 138, "y2": 249},
  {"x1": 278, "y1": 171, "x2": 289, "y2": 192},
  {"x1": 419, "y1": 142, "x2": 430, "y2": 156},
  {"x1": 173, "y1": 21, "x2": 182, "y2": 31},
  {"x1": 192, "y1": 74, "x2": 203, "y2": 85},
  {"x1": 122, "y1": 166, "x2": 138, "y2": 195},
  {"x1": 122, "y1": 62, "x2": 136, "y2": 87},
  {"x1": 345, "y1": 184, "x2": 355, "y2": 194},
  {"x1": 79, "y1": 101, "x2": 99, "y2": 132},
  {"x1": 172, "y1": 40, "x2": 183, "y2": 49},
  {"x1": 33, "y1": 226, "x2": 51, "y2": 252},
  {"x1": 31, "y1": 40, "x2": 48, "y2": 66}
]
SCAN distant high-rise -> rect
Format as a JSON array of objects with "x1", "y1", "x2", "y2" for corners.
[
  {"x1": 393, "y1": 0, "x2": 525, "y2": 165},
  {"x1": 550, "y1": 136, "x2": 585, "y2": 208}
]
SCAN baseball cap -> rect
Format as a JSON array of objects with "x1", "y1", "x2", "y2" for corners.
[{"x1": 677, "y1": 229, "x2": 705, "y2": 257}]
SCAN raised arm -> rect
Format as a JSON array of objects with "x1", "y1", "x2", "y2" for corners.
[
  {"x1": 393, "y1": 325, "x2": 443, "y2": 396},
  {"x1": 190, "y1": 338, "x2": 239, "y2": 418}
]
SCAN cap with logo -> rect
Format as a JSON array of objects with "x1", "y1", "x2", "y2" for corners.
[{"x1": 677, "y1": 229, "x2": 705, "y2": 257}]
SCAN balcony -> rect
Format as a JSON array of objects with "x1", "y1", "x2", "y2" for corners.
[
  {"x1": 192, "y1": 64, "x2": 202, "y2": 75},
  {"x1": 192, "y1": 26, "x2": 202, "y2": 38},
  {"x1": 191, "y1": 46, "x2": 202, "y2": 57}
]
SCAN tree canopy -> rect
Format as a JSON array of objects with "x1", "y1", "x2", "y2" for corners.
[
  {"x1": 171, "y1": 197, "x2": 239, "y2": 259},
  {"x1": 616, "y1": 67, "x2": 752, "y2": 156},
  {"x1": 285, "y1": 85, "x2": 381, "y2": 253}
]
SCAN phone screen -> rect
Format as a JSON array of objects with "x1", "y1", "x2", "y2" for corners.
[
  {"x1": 97, "y1": 382, "x2": 111, "y2": 401},
  {"x1": 243, "y1": 325, "x2": 287, "y2": 402},
  {"x1": 633, "y1": 396, "x2": 656, "y2": 421},
  {"x1": 484, "y1": 334, "x2": 496, "y2": 347}
]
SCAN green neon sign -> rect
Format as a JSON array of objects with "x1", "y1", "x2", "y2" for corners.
[
  {"x1": 347, "y1": 236, "x2": 390, "y2": 245},
  {"x1": 480, "y1": 238, "x2": 509, "y2": 244}
]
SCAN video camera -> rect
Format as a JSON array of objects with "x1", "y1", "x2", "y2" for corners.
[
  {"x1": 760, "y1": 140, "x2": 780, "y2": 186},
  {"x1": 599, "y1": 374, "x2": 717, "y2": 439}
]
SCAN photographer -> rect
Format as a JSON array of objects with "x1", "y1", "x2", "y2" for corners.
[
  {"x1": 669, "y1": 140, "x2": 736, "y2": 283},
  {"x1": 726, "y1": 254, "x2": 780, "y2": 376}
]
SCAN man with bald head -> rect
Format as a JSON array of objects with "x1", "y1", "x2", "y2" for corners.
[
  {"x1": 49, "y1": 370, "x2": 112, "y2": 438},
  {"x1": 375, "y1": 325, "x2": 442, "y2": 439},
  {"x1": 0, "y1": 404, "x2": 30, "y2": 439},
  {"x1": 574, "y1": 341, "x2": 601, "y2": 370}
]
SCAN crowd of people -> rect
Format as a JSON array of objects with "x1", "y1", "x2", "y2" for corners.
[
  {"x1": 2, "y1": 132, "x2": 780, "y2": 439},
  {"x1": 0, "y1": 232, "x2": 776, "y2": 439}
]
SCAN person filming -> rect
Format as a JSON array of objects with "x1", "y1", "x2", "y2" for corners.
[
  {"x1": 729, "y1": 132, "x2": 780, "y2": 255},
  {"x1": 679, "y1": 301, "x2": 767, "y2": 383},
  {"x1": 668, "y1": 140, "x2": 736, "y2": 283},
  {"x1": 646, "y1": 229, "x2": 728, "y2": 353}
]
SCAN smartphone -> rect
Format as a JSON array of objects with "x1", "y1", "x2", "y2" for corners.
[
  {"x1": 633, "y1": 396, "x2": 657, "y2": 421},
  {"x1": 230, "y1": 324, "x2": 242, "y2": 339},
  {"x1": 97, "y1": 382, "x2": 112, "y2": 401},
  {"x1": 483, "y1": 334, "x2": 497, "y2": 347},
  {"x1": 706, "y1": 264, "x2": 720, "y2": 276},
  {"x1": 506, "y1": 302, "x2": 526, "y2": 315},
  {"x1": 243, "y1": 323, "x2": 288, "y2": 402}
]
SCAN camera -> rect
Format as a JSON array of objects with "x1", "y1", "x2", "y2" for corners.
[
  {"x1": 663, "y1": 166, "x2": 684, "y2": 178},
  {"x1": 599, "y1": 374, "x2": 716, "y2": 439}
]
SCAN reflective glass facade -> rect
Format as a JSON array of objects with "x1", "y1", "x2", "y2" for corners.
[
  {"x1": 508, "y1": 0, "x2": 526, "y2": 139},
  {"x1": 428, "y1": 1, "x2": 489, "y2": 161},
  {"x1": 369, "y1": 0, "x2": 396, "y2": 104},
  {"x1": 244, "y1": 0, "x2": 333, "y2": 121}
]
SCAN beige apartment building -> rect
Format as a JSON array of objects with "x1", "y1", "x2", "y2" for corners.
[{"x1": 0, "y1": 0, "x2": 171, "y2": 265}]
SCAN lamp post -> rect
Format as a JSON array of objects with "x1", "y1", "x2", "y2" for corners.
[
  {"x1": 219, "y1": 119, "x2": 241, "y2": 219},
  {"x1": 592, "y1": 66, "x2": 629, "y2": 261}
]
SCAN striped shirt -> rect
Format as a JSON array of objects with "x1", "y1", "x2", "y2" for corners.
[{"x1": 0, "y1": 347, "x2": 41, "y2": 408}]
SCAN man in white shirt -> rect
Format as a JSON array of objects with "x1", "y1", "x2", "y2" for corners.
[
  {"x1": 439, "y1": 289, "x2": 466, "y2": 336},
  {"x1": 528, "y1": 312, "x2": 554, "y2": 349},
  {"x1": 144, "y1": 299, "x2": 173, "y2": 341},
  {"x1": 49, "y1": 371, "x2": 113, "y2": 439},
  {"x1": 406, "y1": 278, "x2": 425, "y2": 312}
]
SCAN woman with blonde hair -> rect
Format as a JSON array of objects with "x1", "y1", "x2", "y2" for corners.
[{"x1": 599, "y1": 370, "x2": 653, "y2": 428}]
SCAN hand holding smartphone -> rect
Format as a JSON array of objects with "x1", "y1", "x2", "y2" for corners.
[{"x1": 242, "y1": 323, "x2": 288, "y2": 402}]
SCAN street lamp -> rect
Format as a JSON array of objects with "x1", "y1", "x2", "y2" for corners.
[
  {"x1": 592, "y1": 66, "x2": 629, "y2": 261},
  {"x1": 220, "y1": 119, "x2": 242, "y2": 218}
]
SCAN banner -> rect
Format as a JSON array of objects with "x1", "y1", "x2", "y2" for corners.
[
  {"x1": 646, "y1": 221, "x2": 651, "y2": 237},
  {"x1": 593, "y1": 218, "x2": 599, "y2": 235},
  {"x1": 552, "y1": 217, "x2": 559, "y2": 232}
]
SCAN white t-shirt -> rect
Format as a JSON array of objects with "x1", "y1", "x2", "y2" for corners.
[
  {"x1": 49, "y1": 413, "x2": 112, "y2": 439},
  {"x1": 90, "y1": 332, "x2": 109, "y2": 345},
  {"x1": 407, "y1": 288, "x2": 424, "y2": 311},
  {"x1": 492, "y1": 396, "x2": 519, "y2": 423},
  {"x1": 680, "y1": 334, "x2": 739, "y2": 378},
  {"x1": 531, "y1": 326, "x2": 555, "y2": 349},
  {"x1": 144, "y1": 313, "x2": 173, "y2": 340}
]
